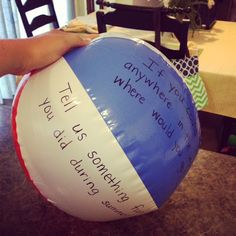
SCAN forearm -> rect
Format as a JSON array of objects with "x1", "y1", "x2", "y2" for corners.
[{"x1": 0, "y1": 38, "x2": 33, "y2": 76}]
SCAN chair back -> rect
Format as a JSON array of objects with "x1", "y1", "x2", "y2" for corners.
[
  {"x1": 160, "y1": 13, "x2": 190, "y2": 59},
  {"x1": 96, "y1": 2, "x2": 190, "y2": 59},
  {"x1": 96, "y1": 5, "x2": 161, "y2": 50},
  {"x1": 15, "y1": 0, "x2": 59, "y2": 37}
]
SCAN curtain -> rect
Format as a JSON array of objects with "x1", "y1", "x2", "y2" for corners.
[{"x1": 0, "y1": 0, "x2": 19, "y2": 104}]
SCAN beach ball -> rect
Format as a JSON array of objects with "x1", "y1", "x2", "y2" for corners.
[{"x1": 12, "y1": 35, "x2": 200, "y2": 221}]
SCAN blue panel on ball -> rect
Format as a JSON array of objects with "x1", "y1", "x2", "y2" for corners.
[{"x1": 64, "y1": 36, "x2": 200, "y2": 207}]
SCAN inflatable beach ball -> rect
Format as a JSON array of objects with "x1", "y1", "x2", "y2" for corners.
[{"x1": 12, "y1": 36, "x2": 200, "y2": 221}]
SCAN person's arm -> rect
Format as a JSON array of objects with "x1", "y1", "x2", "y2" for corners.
[{"x1": 0, "y1": 29, "x2": 97, "y2": 77}]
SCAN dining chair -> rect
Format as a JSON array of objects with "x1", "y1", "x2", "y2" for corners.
[
  {"x1": 15, "y1": 0, "x2": 59, "y2": 37},
  {"x1": 97, "y1": 5, "x2": 161, "y2": 49},
  {"x1": 160, "y1": 10, "x2": 190, "y2": 59},
  {"x1": 96, "y1": 1, "x2": 190, "y2": 59}
]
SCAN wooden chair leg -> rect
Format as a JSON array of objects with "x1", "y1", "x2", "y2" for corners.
[{"x1": 87, "y1": 0, "x2": 95, "y2": 14}]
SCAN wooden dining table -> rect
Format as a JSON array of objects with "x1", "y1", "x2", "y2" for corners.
[
  {"x1": 191, "y1": 21, "x2": 236, "y2": 119},
  {"x1": 76, "y1": 11, "x2": 236, "y2": 119}
]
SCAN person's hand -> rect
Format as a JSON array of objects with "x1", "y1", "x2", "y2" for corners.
[
  {"x1": 0, "y1": 29, "x2": 98, "y2": 77},
  {"x1": 29, "y1": 30, "x2": 98, "y2": 73}
]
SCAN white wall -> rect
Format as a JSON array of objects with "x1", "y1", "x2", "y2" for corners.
[
  {"x1": 74, "y1": 0, "x2": 87, "y2": 16},
  {"x1": 53, "y1": 0, "x2": 75, "y2": 25}
]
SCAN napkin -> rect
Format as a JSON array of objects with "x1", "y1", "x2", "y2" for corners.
[{"x1": 61, "y1": 18, "x2": 98, "y2": 34}]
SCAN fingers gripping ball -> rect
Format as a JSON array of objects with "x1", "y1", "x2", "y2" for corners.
[{"x1": 12, "y1": 36, "x2": 200, "y2": 222}]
